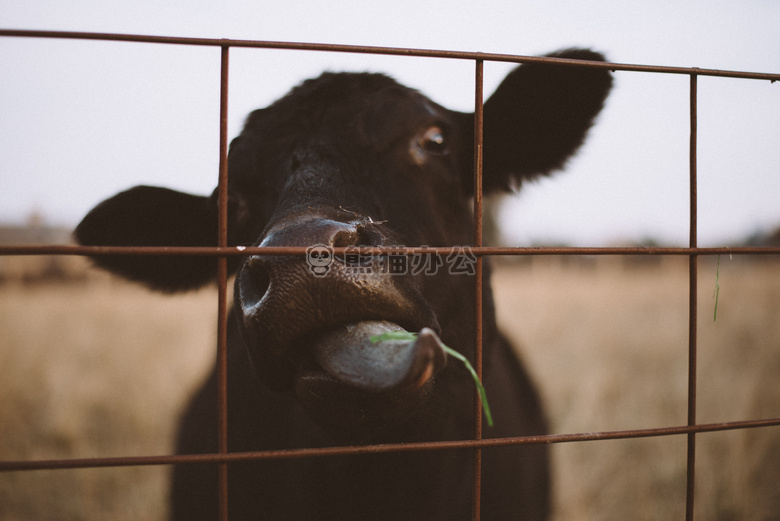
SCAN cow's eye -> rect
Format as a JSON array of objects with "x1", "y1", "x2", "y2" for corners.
[{"x1": 418, "y1": 126, "x2": 447, "y2": 154}]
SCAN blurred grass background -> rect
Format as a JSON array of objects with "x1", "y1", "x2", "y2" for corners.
[
  {"x1": 493, "y1": 256, "x2": 780, "y2": 520},
  {"x1": 1, "y1": 256, "x2": 778, "y2": 520}
]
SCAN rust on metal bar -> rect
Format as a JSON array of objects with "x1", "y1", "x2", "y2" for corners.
[
  {"x1": 2, "y1": 417, "x2": 778, "y2": 473},
  {"x1": 2, "y1": 29, "x2": 780, "y2": 82},
  {"x1": 216, "y1": 44, "x2": 231, "y2": 521},
  {"x1": 473, "y1": 59, "x2": 485, "y2": 249},
  {"x1": 472, "y1": 58, "x2": 485, "y2": 521},
  {"x1": 1, "y1": 244, "x2": 779, "y2": 258},
  {"x1": 685, "y1": 72, "x2": 699, "y2": 521}
]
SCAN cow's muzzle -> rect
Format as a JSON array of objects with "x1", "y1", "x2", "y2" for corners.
[{"x1": 235, "y1": 214, "x2": 444, "y2": 408}]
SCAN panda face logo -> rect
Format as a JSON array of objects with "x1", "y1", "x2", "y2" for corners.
[{"x1": 306, "y1": 244, "x2": 334, "y2": 277}]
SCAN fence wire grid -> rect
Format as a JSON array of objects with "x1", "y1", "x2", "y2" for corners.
[{"x1": 2, "y1": 29, "x2": 780, "y2": 521}]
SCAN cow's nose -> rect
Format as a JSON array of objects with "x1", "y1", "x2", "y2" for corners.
[
  {"x1": 238, "y1": 217, "x2": 379, "y2": 309},
  {"x1": 234, "y1": 215, "x2": 438, "y2": 391}
]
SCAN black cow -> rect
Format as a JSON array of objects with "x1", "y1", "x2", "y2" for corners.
[{"x1": 76, "y1": 49, "x2": 611, "y2": 520}]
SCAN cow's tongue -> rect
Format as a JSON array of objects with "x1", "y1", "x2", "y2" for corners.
[{"x1": 310, "y1": 320, "x2": 447, "y2": 392}]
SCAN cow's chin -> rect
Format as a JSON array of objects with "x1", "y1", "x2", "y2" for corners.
[{"x1": 294, "y1": 320, "x2": 447, "y2": 431}]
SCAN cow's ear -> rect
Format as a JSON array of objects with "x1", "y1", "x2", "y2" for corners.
[
  {"x1": 481, "y1": 49, "x2": 613, "y2": 192},
  {"x1": 75, "y1": 186, "x2": 221, "y2": 292}
]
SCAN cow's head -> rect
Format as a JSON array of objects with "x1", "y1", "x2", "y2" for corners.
[{"x1": 76, "y1": 49, "x2": 612, "y2": 432}]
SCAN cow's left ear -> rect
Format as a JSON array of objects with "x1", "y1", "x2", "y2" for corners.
[
  {"x1": 75, "y1": 185, "x2": 225, "y2": 292},
  {"x1": 480, "y1": 48, "x2": 613, "y2": 192}
]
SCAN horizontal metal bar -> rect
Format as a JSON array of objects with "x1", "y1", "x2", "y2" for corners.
[
  {"x1": 1, "y1": 244, "x2": 778, "y2": 257},
  {"x1": 2, "y1": 417, "x2": 778, "y2": 472},
  {"x1": 1, "y1": 29, "x2": 779, "y2": 81}
]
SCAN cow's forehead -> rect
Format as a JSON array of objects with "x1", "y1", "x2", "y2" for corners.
[
  {"x1": 281, "y1": 71, "x2": 421, "y2": 104},
  {"x1": 256, "y1": 72, "x2": 437, "y2": 128},
  {"x1": 236, "y1": 72, "x2": 450, "y2": 164}
]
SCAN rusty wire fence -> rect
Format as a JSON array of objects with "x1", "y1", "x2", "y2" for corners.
[{"x1": 1, "y1": 29, "x2": 780, "y2": 521}]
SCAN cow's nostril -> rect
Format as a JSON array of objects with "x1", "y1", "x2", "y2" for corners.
[{"x1": 239, "y1": 258, "x2": 271, "y2": 308}]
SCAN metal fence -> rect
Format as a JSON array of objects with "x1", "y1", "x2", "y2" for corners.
[{"x1": 1, "y1": 29, "x2": 780, "y2": 521}]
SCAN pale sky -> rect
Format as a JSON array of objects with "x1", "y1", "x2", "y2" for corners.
[{"x1": 2, "y1": 0, "x2": 779, "y2": 246}]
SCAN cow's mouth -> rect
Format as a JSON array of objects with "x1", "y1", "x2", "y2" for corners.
[
  {"x1": 293, "y1": 320, "x2": 448, "y2": 429},
  {"x1": 306, "y1": 320, "x2": 446, "y2": 391}
]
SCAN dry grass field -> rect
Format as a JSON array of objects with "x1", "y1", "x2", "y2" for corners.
[
  {"x1": 493, "y1": 257, "x2": 780, "y2": 521},
  {"x1": 0, "y1": 276, "x2": 217, "y2": 521},
  {"x1": 0, "y1": 256, "x2": 778, "y2": 520}
]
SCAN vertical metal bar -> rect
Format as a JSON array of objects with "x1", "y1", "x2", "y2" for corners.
[
  {"x1": 472, "y1": 58, "x2": 485, "y2": 521},
  {"x1": 685, "y1": 72, "x2": 698, "y2": 521},
  {"x1": 217, "y1": 44, "x2": 231, "y2": 521}
]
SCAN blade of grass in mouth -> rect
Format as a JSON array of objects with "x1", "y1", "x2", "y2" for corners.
[{"x1": 370, "y1": 331, "x2": 494, "y2": 427}]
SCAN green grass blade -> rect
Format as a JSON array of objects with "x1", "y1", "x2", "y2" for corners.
[
  {"x1": 440, "y1": 345, "x2": 494, "y2": 427},
  {"x1": 713, "y1": 255, "x2": 721, "y2": 322},
  {"x1": 370, "y1": 331, "x2": 419, "y2": 342},
  {"x1": 371, "y1": 331, "x2": 494, "y2": 427}
]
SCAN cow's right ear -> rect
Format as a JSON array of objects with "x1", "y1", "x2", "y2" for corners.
[{"x1": 75, "y1": 185, "x2": 224, "y2": 293}]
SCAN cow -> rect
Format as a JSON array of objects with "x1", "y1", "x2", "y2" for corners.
[{"x1": 75, "y1": 49, "x2": 612, "y2": 520}]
